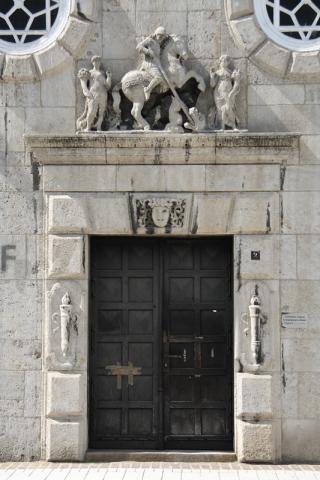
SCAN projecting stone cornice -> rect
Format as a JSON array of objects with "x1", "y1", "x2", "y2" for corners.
[{"x1": 25, "y1": 132, "x2": 300, "y2": 166}]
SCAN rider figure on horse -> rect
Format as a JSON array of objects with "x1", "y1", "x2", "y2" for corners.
[{"x1": 137, "y1": 26, "x2": 169, "y2": 101}]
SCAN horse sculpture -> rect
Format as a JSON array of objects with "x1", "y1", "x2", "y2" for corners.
[{"x1": 112, "y1": 33, "x2": 206, "y2": 130}]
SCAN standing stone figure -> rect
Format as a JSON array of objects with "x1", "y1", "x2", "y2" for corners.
[
  {"x1": 77, "y1": 55, "x2": 112, "y2": 132},
  {"x1": 210, "y1": 55, "x2": 241, "y2": 130}
]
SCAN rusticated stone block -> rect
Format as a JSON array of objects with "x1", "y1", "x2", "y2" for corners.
[
  {"x1": 46, "y1": 419, "x2": 86, "y2": 461},
  {"x1": 48, "y1": 194, "x2": 131, "y2": 234},
  {"x1": 237, "y1": 373, "x2": 272, "y2": 419},
  {"x1": 48, "y1": 235, "x2": 86, "y2": 279},
  {"x1": 47, "y1": 372, "x2": 86, "y2": 417},
  {"x1": 237, "y1": 420, "x2": 274, "y2": 463}
]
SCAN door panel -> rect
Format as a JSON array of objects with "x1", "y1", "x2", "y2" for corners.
[
  {"x1": 90, "y1": 237, "x2": 161, "y2": 449},
  {"x1": 163, "y1": 238, "x2": 233, "y2": 450},
  {"x1": 90, "y1": 236, "x2": 233, "y2": 451}
]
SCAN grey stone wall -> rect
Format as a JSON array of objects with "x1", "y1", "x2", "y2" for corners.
[{"x1": 0, "y1": 0, "x2": 320, "y2": 462}]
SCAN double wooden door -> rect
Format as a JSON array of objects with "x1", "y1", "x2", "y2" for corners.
[{"x1": 90, "y1": 237, "x2": 233, "y2": 450}]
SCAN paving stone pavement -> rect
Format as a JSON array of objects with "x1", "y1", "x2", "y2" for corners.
[{"x1": 1, "y1": 463, "x2": 320, "y2": 480}]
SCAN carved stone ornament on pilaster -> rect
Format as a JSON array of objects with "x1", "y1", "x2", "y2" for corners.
[
  {"x1": 131, "y1": 195, "x2": 191, "y2": 234},
  {"x1": 240, "y1": 286, "x2": 264, "y2": 373},
  {"x1": 47, "y1": 284, "x2": 79, "y2": 370},
  {"x1": 76, "y1": 25, "x2": 244, "y2": 133}
]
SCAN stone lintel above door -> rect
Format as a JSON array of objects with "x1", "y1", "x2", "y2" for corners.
[{"x1": 25, "y1": 132, "x2": 300, "y2": 166}]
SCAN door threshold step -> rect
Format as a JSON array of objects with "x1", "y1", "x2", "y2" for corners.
[{"x1": 86, "y1": 450, "x2": 237, "y2": 463}]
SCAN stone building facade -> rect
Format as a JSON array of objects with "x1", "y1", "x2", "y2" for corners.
[{"x1": 1, "y1": 0, "x2": 320, "y2": 464}]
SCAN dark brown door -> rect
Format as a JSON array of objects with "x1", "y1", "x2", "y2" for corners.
[{"x1": 90, "y1": 237, "x2": 233, "y2": 450}]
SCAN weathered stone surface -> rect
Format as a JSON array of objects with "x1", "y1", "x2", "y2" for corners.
[
  {"x1": 298, "y1": 373, "x2": 320, "y2": 419},
  {"x1": 297, "y1": 235, "x2": 320, "y2": 280},
  {"x1": 227, "y1": 0, "x2": 253, "y2": 20},
  {"x1": 25, "y1": 134, "x2": 299, "y2": 166},
  {"x1": 282, "y1": 338, "x2": 320, "y2": 372},
  {"x1": 195, "y1": 193, "x2": 279, "y2": 235},
  {"x1": 230, "y1": 17, "x2": 265, "y2": 53},
  {"x1": 248, "y1": 105, "x2": 320, "y2": 135},
  {"x1": 248, "y1": 85, "x2": 305, "y2": 106},
  {"x1": 0, "y1": 280, "x2": 42, "y2": 341},
  {"x1": 0, "y1": 82, "x2": 40, "y2": 108},
  {"x1": 48, "y1": 194, "x2": 131, "y2": 234},
  {"x1": 0, "y1": 338, "x2": 41, "y2": 371},
  {"x1": 0, "y1": 372, "x2": 24, "y2": 401},
  {"x1": 5, "y1": 107, "x2": 25, "y2": 153},
  {"x1": 102, "y1": 10, "x2": 136, "y2": 60},
  {"x1": 24, "y1": 371, "x2": 42, "y2": 418},
  {"x1": 44, "y1": 166, "x2": 116, "y2": 191},
  {"x1": 47, "y1": 373, "x2": 85, "y2": 417},
  {"x1": 188, "y1": 10, "x2": 220, "y2": 59},
  {"x1": 116, "y1": 165, "x2": 206, "y2": 192},
  {"x1": 0, "y1": 417, "x2": 41, "y2": 461},
  {"x1": 34, "y1": 43, "x2": 72, "y2": 77},
  {"x1": 281, "y1": 280, "x2": 320, "y2": 334},
  {"x1": 252, "y1": 41, "x2": 290, "y2": 78},
  {"x1": 237, "y1": 420, "x2": 274, "y2": 463},
  {"x1": 234, "y1": 235, "x2": 279, "y2": 280},
  {"x1": 71, "y1": 0, "x2": 98, "y2": 20},
  {"x1": 48, "y1": 235, "x2": 86, "y2": 279},
  {"x1": 2, "y1": 55, "x2": 38, "y2": 82},
  {"x1": 136, "y1": 12, "x2": 187, "y2": 37},
  {"x1": 46, "y1": 420, "x2": 86, "y2": 461},
  {"x1": 284, "y1": 166, "x2": 320, "y2": 192},
  {"x1": 282, "y1": 192, "x2": 320, "y2": 234},
  {"x1": 137, "y1": 0, "x2": 187, "y2": 10},
  {"x1": 281, "y1": 372, "x2": 298, "y2": 419},
  {"x1": 25, "y1": 108, "x2": 75, "y2": 136},
  {"x1": 280, "y1": 236, "x2": 296, "y2": 280},
  {"x1": 237, "y1": 373, "x2": 272, "y2": 419},
  {"x1": 300, "y1": 135, "x2": 320, "y2": 164},
  {"x1": 290, "y1": 51, "x2": 320, "y2": 77},
  {"x1": 282, "y1": 419, "x2": 320, "y2": 462},
  {"x1": 58, "y1": 17, "x2": 92, "y2": 58},
  {"x1": 206, "y1": 165, "x2": 280, "y2": 191},
  {"x1": 0, "y1": 193, "x2": 42, "y2": 235},
  {"x1": 41, "y1": 66, "x2": 75, "y2": 108}
]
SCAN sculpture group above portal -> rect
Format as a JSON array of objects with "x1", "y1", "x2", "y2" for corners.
[{"x1": 76, "y1": 27, "x2": 242, "y2": 134}]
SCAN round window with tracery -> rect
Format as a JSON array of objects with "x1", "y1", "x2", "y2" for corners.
[
  {"x1": 0, "y1": 0, "x2": 70, "y2": 55},
  {"x1": 254, "y1": 0, "x2": 320, "y2": 51}
]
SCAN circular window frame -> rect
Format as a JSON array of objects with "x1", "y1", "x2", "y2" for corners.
[
  {"x1": 0, "y1": 0, "x2": 71, "y2": 56},
  {"x1": 254, "y1": 0, "x2": 320, "y2": 52},
  {"x1": 0, "y1": 0, "x2": 97, "y2": 82},
  {"x1": 226, "y1": 0, "x2": 320, "y2": 79}
]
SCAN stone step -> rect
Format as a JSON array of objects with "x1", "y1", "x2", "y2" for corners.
[{"x1": 85, "y1": 450, "x2": 237, "y2": 463}]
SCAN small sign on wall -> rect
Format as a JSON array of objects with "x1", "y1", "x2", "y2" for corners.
[
  {"x1": 282, "y1": 313, "x2": 308, "y2": 329},
  {"x1": 251, "y1": 251, "x2": 260, "y2": 260}
]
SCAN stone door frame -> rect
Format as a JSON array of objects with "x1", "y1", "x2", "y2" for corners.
[{"x1": 25, "y1": 132, "x2": 299, "y2": 463}]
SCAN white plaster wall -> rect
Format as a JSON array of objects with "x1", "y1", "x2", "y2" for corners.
[{"x1": 0, "y1": 0, "x2": 319, "y2": 462}]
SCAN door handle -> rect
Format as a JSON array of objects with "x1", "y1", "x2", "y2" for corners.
[{"x1": 168, "y1": 348, "x2": 187, "y2": 362}]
